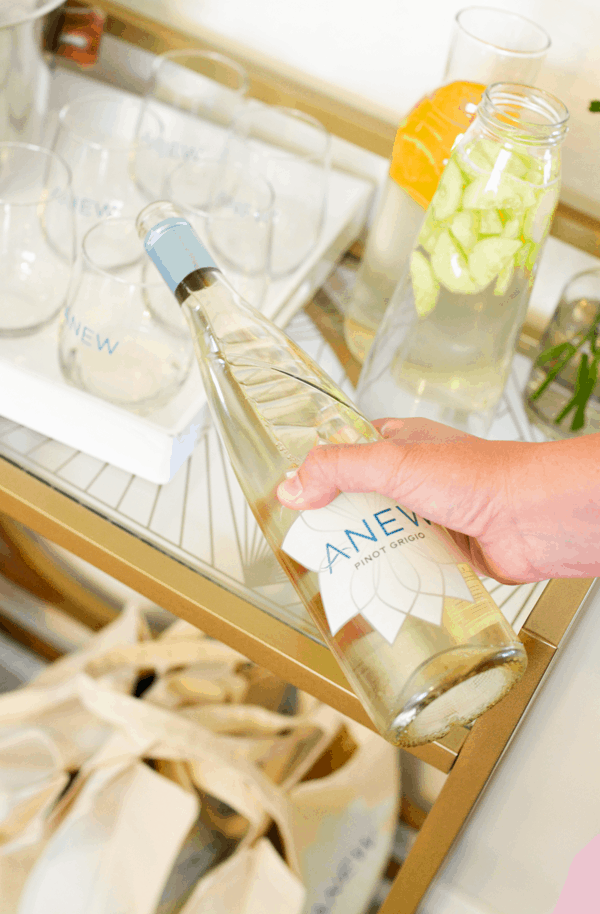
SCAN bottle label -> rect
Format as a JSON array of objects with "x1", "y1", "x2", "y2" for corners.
[
  {"x1": 281, "y1": 491, "x2": 474, "y2": 645},
  {"x1": 143, "y1": 216, "x2": 217, "y2": 292}
]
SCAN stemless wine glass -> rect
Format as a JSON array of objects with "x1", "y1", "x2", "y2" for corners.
[
  {"x1": 133, "y1": 49, "x2": 249, "y2": 201},
  {"x1": 0, "y1": 142, "x2": 76, "y2": 336},
  {"x1": 226, "y1": 102, "x2": 330, "y2": 277},
  {"x1": 52, "y1": 93, "x2": 163, "y2": 240},
  {"x1": 161, "y1": 158, "x2": 274, "y2": 312},
  {"x1": 524, "y1": 269, "x2": 600, "y2": 439},
  {"x1": 58, "y1": 217, "x2": 193, "y2": 414}
]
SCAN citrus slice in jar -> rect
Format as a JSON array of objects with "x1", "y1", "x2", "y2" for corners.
[
  {"x1": 410, "y1": 250, "x2": 439, "y2": 316},
  {"x1": 431, "y1": 229, "x2": 477, "y2": 293}
]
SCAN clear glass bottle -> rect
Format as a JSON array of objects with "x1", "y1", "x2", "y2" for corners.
[
  {"x1": 343, "y1": 7, "x2": 550, "y2": 363},
  {"x1": 137, "y1": 201, "x2": 527, "y2": 748},
  {"x1": 357, "y1": 84, "x2": 569, "y2": 437}
]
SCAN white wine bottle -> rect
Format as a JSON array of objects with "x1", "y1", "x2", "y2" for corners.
[{"x1": 137, "y1": 201, "x2": 527, "y2": 747}]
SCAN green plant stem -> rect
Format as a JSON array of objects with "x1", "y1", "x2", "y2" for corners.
[{"x1": 530, "y1": 316, "x2": 600, "y2": 431}]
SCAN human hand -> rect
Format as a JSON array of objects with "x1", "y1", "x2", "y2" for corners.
[{"x1": 277, "y1": 417, "x2": 600, "y2": 585}]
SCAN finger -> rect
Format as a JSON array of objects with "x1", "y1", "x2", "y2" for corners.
[{"x1": 373, "y1": 416, "x2": 477, "y2": 445}]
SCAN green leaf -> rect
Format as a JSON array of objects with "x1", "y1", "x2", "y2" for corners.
[
  {"x1": 529, "y1": 348, "x2": 577, "y2": 401},
  {"x1": 571, "y1": 356, "x2": 599, "y2": 431},
  {"x1": 534, "y1": 340, "x2": 575, "y2": 367},
  {"x1": 589, "y1": 100, "x2": 600, "y2": 113},
  {"x1": 553, "y1": 353, "x2": 599, "y2": 431}
]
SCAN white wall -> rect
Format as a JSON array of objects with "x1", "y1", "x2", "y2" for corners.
[{"x1": 125, "y1": 0, "x2": 600, "y2": 217}]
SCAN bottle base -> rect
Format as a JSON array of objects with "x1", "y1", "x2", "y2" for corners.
[{"x1": 383, "y1": 643, "x2": 527, "y2": 747}]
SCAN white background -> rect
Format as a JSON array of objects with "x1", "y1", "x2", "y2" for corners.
[{"x1": 123, "y1": 0, "x2": 600, "y2": 217}]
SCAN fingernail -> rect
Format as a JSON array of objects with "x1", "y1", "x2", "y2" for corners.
[
  {"x1": 380, "y1": 419, "x2": 403, "y2": 436},
  {"x1": 278, "y1": 469, "x2": 304, "y2": 501}
]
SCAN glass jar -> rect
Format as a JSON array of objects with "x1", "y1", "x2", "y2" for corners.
[
  {"x1": 524, "y1": 268, "x2": 600, "y2": 438},
  {"x1": 356, "y1": 83, "x2": 569, "y2": 437},
  {"x1": 342, "y1": 7, "x2": 550, "y2": 364}
]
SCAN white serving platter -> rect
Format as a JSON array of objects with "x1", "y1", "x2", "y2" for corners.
[{"x1": 0, "y1": 72, "x2": 374, "y2": 484}]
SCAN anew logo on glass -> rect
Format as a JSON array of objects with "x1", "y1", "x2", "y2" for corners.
[{"x1": 282, "y1": 491, "x2": 473, "y2": 645}]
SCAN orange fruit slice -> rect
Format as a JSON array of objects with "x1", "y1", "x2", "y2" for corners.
[{"x1": 389, "y1": 80, "x2": 485, "y2": 208}]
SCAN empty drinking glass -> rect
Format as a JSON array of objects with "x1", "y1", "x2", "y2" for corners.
[
  {"x1": 52, "y1": 93, "x2": 163, "y2": 240},
  {"x1": 160, "y1": 158, "x2": 274, "y2": 312},
  {"x1": 0, "y1": 142, "x2": 76, "y2": 336},
  {"x1": 58, "y1": 217, "x2": 193, "y2": 414},
  {"x1": 226, "y1": 102, "x2": 330, "y2": 276},
  {"x1": 133, "y1": 49, "x2": 249, "y2": 201}
]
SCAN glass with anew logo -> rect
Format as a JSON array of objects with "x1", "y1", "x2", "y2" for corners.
[
  {"x1": 52, "y1": 93, "x2": 163, "y2": 241},
  {"x1": 58, "y1": 217, "x2": 193, "y2": 413},
  {"x1": 133, "y1": 49, "x2": 249, "y2": 202}
]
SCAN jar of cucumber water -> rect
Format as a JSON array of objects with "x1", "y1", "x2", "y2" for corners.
[{"x1": 356, "y1": 84, "x2": 569, "y2": 437}]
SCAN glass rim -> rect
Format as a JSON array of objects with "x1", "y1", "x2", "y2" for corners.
[
  {"x1": 0, "y1": 141, "x2": 72, "y2": 207},
  {"x1": 151, "y1": 48, "x2": 250, "y2": 95},
  {"x1": 231, "y1": 101, "x2": 331, "y2": 162},
  {"x1": 82, "y1": 216, "x2": 165, "y2": 287},
  {"x1": 480, "y1": 82, "x2": 569, "y2": 144},
  {"x1": 561, "y1": 267, "x2": 600, "y2": 290},
  {"x1": 58, "y1": 93, "x2": 163, "y2": 150},
  {"x1": 455, "y1": 6, "x2": 551, "y2": 58},
  {"x1": 166, "y1": 157, "x2": 277, "y2": 217}
]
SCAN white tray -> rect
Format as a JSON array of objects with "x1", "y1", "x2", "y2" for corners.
[{"x1": 0, "y1": 72, "x2": 374, "y2": 485}]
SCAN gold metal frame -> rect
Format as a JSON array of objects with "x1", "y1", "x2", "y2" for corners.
[{"x1": 0, "y1": 3, "x2": 595, "y2": 908}]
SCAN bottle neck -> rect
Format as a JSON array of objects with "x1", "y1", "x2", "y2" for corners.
[
  {"x1": 476, "y1": 83, "x2": 569, "y2": 148},
  {"x1": 137, "y1": 202, "x2": 219, "y2": 295}
]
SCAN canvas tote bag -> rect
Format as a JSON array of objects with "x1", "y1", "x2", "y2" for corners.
[{"x1": 0, "y1": 603, "x2": 400, "y2": 914}]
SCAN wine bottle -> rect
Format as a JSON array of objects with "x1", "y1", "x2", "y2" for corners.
[{"x1": 137, "y1": 201, "x2": 527, "y2": 747}]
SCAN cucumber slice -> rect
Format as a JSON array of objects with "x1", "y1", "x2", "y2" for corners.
[
  {"x1": 523, "y1": 185, "x2": 559, "y2": 243},
  {"x1": 479, "y1": 209, "x2": 503, "y2": 235},
  {"x1": 502, "y1": 151, "x2": 530, "y2": 179},
  {"x1": 417, "y1": 215, "x2": 441, "y2": 255},
  {"x1": 410, "y1": 250, "x2": 440, "y2": 317},
  {"x1": 431, "y1": 229, "x2": 477, "y2": 293},
  {"x1": 468, "y1": 237, "x2": 521, "y2": 288},
  {"x1": 462, "y1": 138, "x2": 498, "y2": 173},
  {"x1": 463, "y1": 173, "x2": 536, "y2": 211},
  {"x1": 432, "y1": 159, "x2": 464, "y2": 221},
  {"x1": 494, "y1": 259, "x2": 515, "y2": 296},
  {"x1": 450, "y1": 211, "x2": 478, "y2": 251},
  {"x1": 502, "y1": 215, "x2": 522, "y2": 239}
]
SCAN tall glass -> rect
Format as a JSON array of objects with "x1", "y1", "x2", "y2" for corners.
[
  {"x1": 52, "y1": 93, "x2": 163, "y2": 241},
  {"x1": 133, "y1": 50, "x2": 249, "y2": 202},
  {"x1": 225, "y1": 102, "x2": 330, "y2": 277},
  {"x1": 343, "y1": 7, "x2": 551, "y2": 363},
  {"x1": 162, "y1": 158, "x2": 274, "y2": 310},
  {"x1": 357, "y1": 84, "x2": 569, "y2": 437},
  {"x1": 0, "y1": 142, "x2": 75, "y2": 336}
]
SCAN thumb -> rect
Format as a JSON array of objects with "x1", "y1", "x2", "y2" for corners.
[{"x1": 276, "y1": 420, "x2": 500, "y2": 538}]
